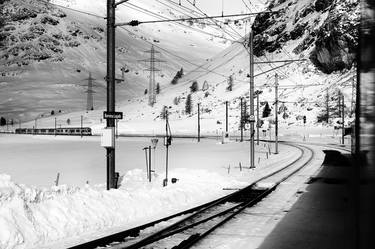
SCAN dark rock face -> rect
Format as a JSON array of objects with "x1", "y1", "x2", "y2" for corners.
[
  {"x1": 40, "y1": 15, "x2": 59, "y2": 25},
  {"x1": 310, "y1": 11, "x2": 358, "y2": 73},
  {"x1": 11, "y1": 7, "x2": 37, "y2": 21},
  {"x1": 293, "y1": 31, "x2": 316, "y2": 54},
  {"x1": 251, "y1": 0, "x2": 359, "y2": 74},
  {"x1": 315, "y1": 0, "x2": 334, "y2": 12},
  {"x1": 299, "y1": 3, "x2": 315, "y2": 19},
  {"x1": 0, "y1": 0, "x2": 104, "y2": 68},
  {"x1": 290, "y1": 22, "x2": 308, "y2": 40},
  {"x1": 252, "y1": 12, "x2": 276, "y2": 35}
]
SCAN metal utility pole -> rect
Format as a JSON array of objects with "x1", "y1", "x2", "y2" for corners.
[
  {"x1": 274, "y1": 73, "x2": 279, "y2": 154},
  {"x1": 143, "y1": 146, "x2": 149, "y2": 180},
  {"x1": 255, "y1": 90, "x2": 262, "y2": 145},
  {"x1": 85, "y1": 72, "x2": 95, "y2": 111},
  {"x1": 164, "y1": 109, "x2": 171, "y2": 187},
  {"x1": 148, "y1": 145, "x2": 152, "y2": 182},
  {"x1": 116, "y1": 119, "x2": 119, "y2": 139},
  {"x1": 341, "y1": 92, "x2": 345, "y2": 145},
  {"x1": 326, "y1": 88, "x2": 330, "y2": 123},
  {"x1": 225, "y1": 101, "x2": 229, "y2": 136},
  {"x1": 240, "y1": 97, "x2": 244, "y2": 142},
  {"x1": 198, "y1": 103, "x2": 201, "y2": 142},
  {"x1": 249, "y1": 31, "x2": 255, "y2": 168},
  {"x1": 106, "y1": 0, "x2": 116, "y2": 190},
  {"x1": 351, "y1": 76, "x2": 355, "y2": 117}
]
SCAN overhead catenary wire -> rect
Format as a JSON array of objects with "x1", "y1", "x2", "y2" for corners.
[
  {"x1": 185, "y1": 0, "x2": 245, "y2": 40},
  {"x1": 116, "y1": 11, "x2": 277, "y2": 26},
  {"x1": 158, "y1": 0, "x2": 242, "y2": 40},
  {"x1": 39, "y1": 0, "x2": 325, "y2": 99},
  {"x1": 36, "y1": 0, "x2": 244, "y2": 90},
  {"x1": 122, "y1": 2, "x2": 237, "y2": 42}
]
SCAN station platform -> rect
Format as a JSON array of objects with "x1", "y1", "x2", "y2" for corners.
[{"x1": 258, "y1": 150, "x2": 374, "y2": 249}]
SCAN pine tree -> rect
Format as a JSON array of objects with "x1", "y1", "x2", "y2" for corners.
[
  {"x1": 262, "y1": 102, "x2": 271, "y2": 118},
  {"x1": 226, "y1": 75, "x2": 233, "y2": 91},
  {"x1": 190, "y1": 81, "x2": 198, "y2": 92},
  {"x1": 173, "y1": 96, "x2": 180, "y2": 105},
  {"x1": 0, "y1": 117, "x2": 6, "y2": 126},
  {"x1": 171, "y1": 68, "x2": 184, "y2": 85},
  {"x1": 156, "y1": 83, "x2": 160, "y2": 94},
  {"x1": 185, "y1": 94, "x2": 192, "y2": 114}
]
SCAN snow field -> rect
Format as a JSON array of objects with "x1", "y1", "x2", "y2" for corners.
[{"x1": 0, "y1": 134, "x2": 300, "y2": 249}]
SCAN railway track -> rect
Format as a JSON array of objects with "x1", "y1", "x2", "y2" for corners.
[{"x1": 69, "y1": 143, "x2": 314, "y2": 249}]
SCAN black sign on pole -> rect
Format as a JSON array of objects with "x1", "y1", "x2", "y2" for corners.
[{"x1": 103, "y1": 111, "x2": 123, "y2": 120}]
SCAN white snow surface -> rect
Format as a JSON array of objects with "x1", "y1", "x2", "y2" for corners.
[
  {"x1": 0, "y1": 169, "x2": 244, "y2": 249},
  {"x1": 0, "y1": 134, "x2": 302, "y2": 249}
]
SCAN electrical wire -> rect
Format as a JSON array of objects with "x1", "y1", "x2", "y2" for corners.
[
  {"x1": 122, "y1": 2, "x2": 237, "y2": 42},
  {"x1": 185, "y1": 0, "x2": 244, "y2": 40}
]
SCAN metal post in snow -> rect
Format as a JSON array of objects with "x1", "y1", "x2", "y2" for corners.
[
  {"x1": 198, "y1": 103, "x2": 201, "y2": 142},
  {"x1": 341, "y1": 92, "x2": 345, "y2": 145},
  {"x1": 106, "y1": 0, "x2": 116, "y2": 189},
  {"x1": 275, "y1": 73, "x2": 279, "y2": 154},
  {"x1": 256, "y1": 92, "x2": 260, "y2": 145},
  {"x1": 164, "y1": 109, "x2": 169, "y2": 187},
  {"x1": 225, "y1": 101, "x2": 229, "y2": 136},
  {"x1": 240, "y1": 97, "x2": 243, "y2": 142},
  {"x1": 249, "y1": 31, "x2": 255, "y2": 168},
  {"x1": 148, "y1": 145, "x2": 152, "y2": 182},
  {"x1": 116, "y1": 119, "x2": 119, "y2": 139},
  {"x1": 143, "y1": 147, "x2": 149, "y2": 180}
]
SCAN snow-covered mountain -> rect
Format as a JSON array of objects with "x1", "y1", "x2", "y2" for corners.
[
  {"x1": 1, "y1": 0, "x2": 245, "y2": 121},
  {"x1": 1, "y1": 0, "x2": 359, "y2": 133}
]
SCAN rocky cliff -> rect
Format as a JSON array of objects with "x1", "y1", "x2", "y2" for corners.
[{"x1": 252, "y1": 0, "x2": 359, "y2": 73}]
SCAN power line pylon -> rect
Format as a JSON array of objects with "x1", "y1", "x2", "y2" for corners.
[
  {"x1": 84, "y1": 72, "x2": 96, "y2": 111},
  {"x1": 142, "y1": 45, "x2": 164, "y2": 106}
]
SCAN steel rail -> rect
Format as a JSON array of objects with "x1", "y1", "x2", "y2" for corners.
[
  {"x1": 174, "y1": 143, "x2": 314, "y2": 249},
  {"x1": 70, "y1": 143, "x2": 313, "y2": 249},
  {"x1": 116, "y1": 144, "x2": 311, "y2": 249}
]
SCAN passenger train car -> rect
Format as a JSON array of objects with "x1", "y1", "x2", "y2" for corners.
[{"x1": 15, "y1": 127, "x2": 92, "y2": 136}]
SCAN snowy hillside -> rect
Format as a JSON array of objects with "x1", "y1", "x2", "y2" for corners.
[
  {"x1": 1, "y1": 0, "x2": 248, "y2": 121},
  {"x1": 14, "y1": 0, "x2": 359, "y2": 137}
]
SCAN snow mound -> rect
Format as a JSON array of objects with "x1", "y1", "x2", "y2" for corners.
[{"x1": 0, "y1": 169, "x2": 245, "y2": 249}]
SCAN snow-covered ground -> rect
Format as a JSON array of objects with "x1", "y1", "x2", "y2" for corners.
[{"x1": 0, "y1": 133, "x2": 302, "y2": 249}]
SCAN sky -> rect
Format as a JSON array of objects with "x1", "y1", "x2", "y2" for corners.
[{"x1": 186, "y1": 0, "x2": 265, "y2": 15}]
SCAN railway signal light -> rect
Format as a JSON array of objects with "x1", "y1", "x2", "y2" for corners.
[{"x1": 303, "y1": 116, "x2": 306, "y2": 124}]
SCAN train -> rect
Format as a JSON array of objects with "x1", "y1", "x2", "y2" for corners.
[{"x1": 15, "y1": 127, "x2": 92, "y2": 136}]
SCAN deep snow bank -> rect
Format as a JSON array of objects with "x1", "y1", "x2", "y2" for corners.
[{"x1": 0, "y1": 169, "x2": 246, "y2": 249}]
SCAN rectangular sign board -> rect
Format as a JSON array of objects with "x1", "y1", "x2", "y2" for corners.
[
  {"x1": 103, "y1": 111, "x2": 123, "y2": 119},
  {"x1": 101, "y1": 127, "x2": 114, "y2": 148}
]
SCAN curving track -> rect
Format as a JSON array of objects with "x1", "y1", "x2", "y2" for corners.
[{"x1": 69, "y1": 143, "x2": 315, "y2": 249}]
